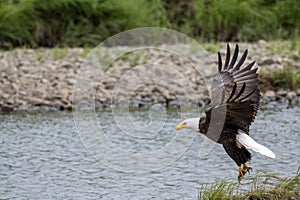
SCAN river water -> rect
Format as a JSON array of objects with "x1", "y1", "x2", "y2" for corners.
[{"x1": 1, "y1": 106, "x2": 299, "y2": 199}]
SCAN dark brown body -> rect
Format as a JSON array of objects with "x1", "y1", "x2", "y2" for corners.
[{"x1": 200, "y1": 116, "x2": 251, "y2": 166}]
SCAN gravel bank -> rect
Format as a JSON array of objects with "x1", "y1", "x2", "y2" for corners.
[{"x1": 1, "y1": 42, "x2": 300, "y2": 112}]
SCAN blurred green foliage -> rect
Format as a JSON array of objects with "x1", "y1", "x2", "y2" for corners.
[{"x1": 0, "y1": 0, "x2": 299, "y2": 49}]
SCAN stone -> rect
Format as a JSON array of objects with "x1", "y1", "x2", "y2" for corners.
[
  {"x1": 65, "y1": 103, "x2": 73, "y2": 111},
  {"x1": 264, "y1": 90, "x2": 275, "y2": 98},
  {"x1": 168, "y1": 100, "x2": 180, "y2": 108},
  {"x1": 257, "y1": 39, "x2": 266, "y2": 45},
  {"x1": 276, "y1": 90, "x2": 287, "y2": 97},
  {"x1": 61, "y1": 62, "x2": 73, "y2": 69},
  {"x1": 66, "y1": 79, "x2": 75, "y2": 86},
  {"x1": 61, "y1": 89, "x2": 69, "y2": 100},
  {"x1": 287, "y1": 91, "x2": 296, "y2": 100},
  {"x1": 32, "y1": 89, "x2": 46, "y2": 98},
  {"x1": 140, "y1": 91, "x2": 150, "y2": 98},
  {"x1": 0, "y1": 45, "x2": 299, "y2": 110},
  {"x1": 260, "y1": 58, "x2": 275, "y2": 65},
  {"x1": 1, "y1": 93, "x2": 10, "y2": 100},
  {"x1": 29, "y1": 97, "x2": 52, "y2": 106},
  {"x1": 1, "y1": 104, "x2": 13, "y2": 113}
]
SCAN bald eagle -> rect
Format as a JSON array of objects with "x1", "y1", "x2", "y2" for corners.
[{"x1": 176, "y1": 44, "x2": 276, "y2": 181}]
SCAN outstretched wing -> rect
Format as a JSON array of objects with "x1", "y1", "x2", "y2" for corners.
[{"x1": 208, "y1": 44, "x2": 260, "y2": 133}]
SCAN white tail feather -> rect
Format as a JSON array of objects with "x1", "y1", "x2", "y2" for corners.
[{"x1": 236, "y1": 131, "x2": 276, "y2": 159}]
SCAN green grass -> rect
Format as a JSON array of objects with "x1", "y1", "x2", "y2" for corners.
[
  {"x1": 0, "y1": 0, "x2": 167, "y2": 49},
  {"x1": 117, "y1": 50, "x2": 148, "y2": 67},
  {"x1": 53, "y1": 46, "x2": 69, "y2": 60},
  {"x1": 266, "y1": 40, "x2": 300, "y2": 55},
  {"x1": 0, "y1": 0, "x2": 299, "y2": 49},
  {"x1": 259, "y1": 40, "x2": 300, "y2": 92},
  {"x1": 273, "y1": 66, "x2": 300, "y2": 91},
  {"x1": 199, "y1": 180, "x2": 237, "y2": 200},
  {"x1": 202, "y1": 43, "x2": 220, "y2": 53},
  {"x1": 81, "y1": 46, "x2": 92, "y2": 58},
  {"x1": 199, "y1": 169, "x2": 300, "y2": 200}
]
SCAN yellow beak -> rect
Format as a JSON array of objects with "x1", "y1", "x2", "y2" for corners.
[{"x1": 176, "y1": 124, "x2": 185, "y2": 131}]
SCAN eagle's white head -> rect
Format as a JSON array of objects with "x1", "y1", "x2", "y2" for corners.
[{"x1": 176, "y1": 118, "x2": 200, "y2": 132}]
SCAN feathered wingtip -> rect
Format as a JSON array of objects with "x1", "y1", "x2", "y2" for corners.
[{"x1": 218, "y1": 44, "x2": 252, "y2": 73}]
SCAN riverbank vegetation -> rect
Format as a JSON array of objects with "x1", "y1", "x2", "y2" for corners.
[
  {"x1": 259, "y1": 66, "x2": 300, "y2": 92},
  {"x1": 199, "y1": 168, "x2": 300, "y2": 200},
  {"x1": 0, "y1": 0, "x2": 299, "y2": 49}
]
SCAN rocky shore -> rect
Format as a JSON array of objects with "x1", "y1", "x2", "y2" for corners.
[{"x1": 1, "y1": 41, "x2": 299, "y2": 112}]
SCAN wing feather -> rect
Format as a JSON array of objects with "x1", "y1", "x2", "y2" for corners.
[
  {"x1": 208, "y1": 44, "x2": 260, "y2": 133},
  {"x1": 224, "y1": 44, "x2": 231, "y2": 69},
  {"x1": 232, "y1": 49, "x2": 248, "y2": 71},
  {"x1": 227, "y1": 83, "x2": 237, "y2": 102},
  {"x1": 233, "y1": 61, "x2": 256, "y2": 75},
  {"x1": 234, "y1": 68, "x2": 258, "y2": 79},
  {"x1": 231, "y1": 82, "x2": 246, "y2": 102},
  {"x1": 218, "y1": 52, "x2": 222, "y2": 73},
  {"x1": 228, "y1": 44, "x2": 239, "y2": 69}
]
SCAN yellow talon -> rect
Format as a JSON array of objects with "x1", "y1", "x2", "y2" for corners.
[
  {"x1": 242, "y1": 163, "x2": 252, "y2": 174},
  {"x1": 238, "y1": 163, "x2": 252, "y2": 182}
]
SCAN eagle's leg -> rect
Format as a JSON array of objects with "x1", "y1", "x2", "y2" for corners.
[
  {"x1": 238, "y1": 165, "x2": 245, "y2": 182},
  {"x1": 238, "y1": 163, "x2": 252, "y2": 182},
  {"x1": 242, "y1": 163, "x2": 252, "y2": 174}
]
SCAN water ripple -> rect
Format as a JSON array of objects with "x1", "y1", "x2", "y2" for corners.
[{"x1": 0, "y1": 108, "x2": 299, "y2": 199}]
